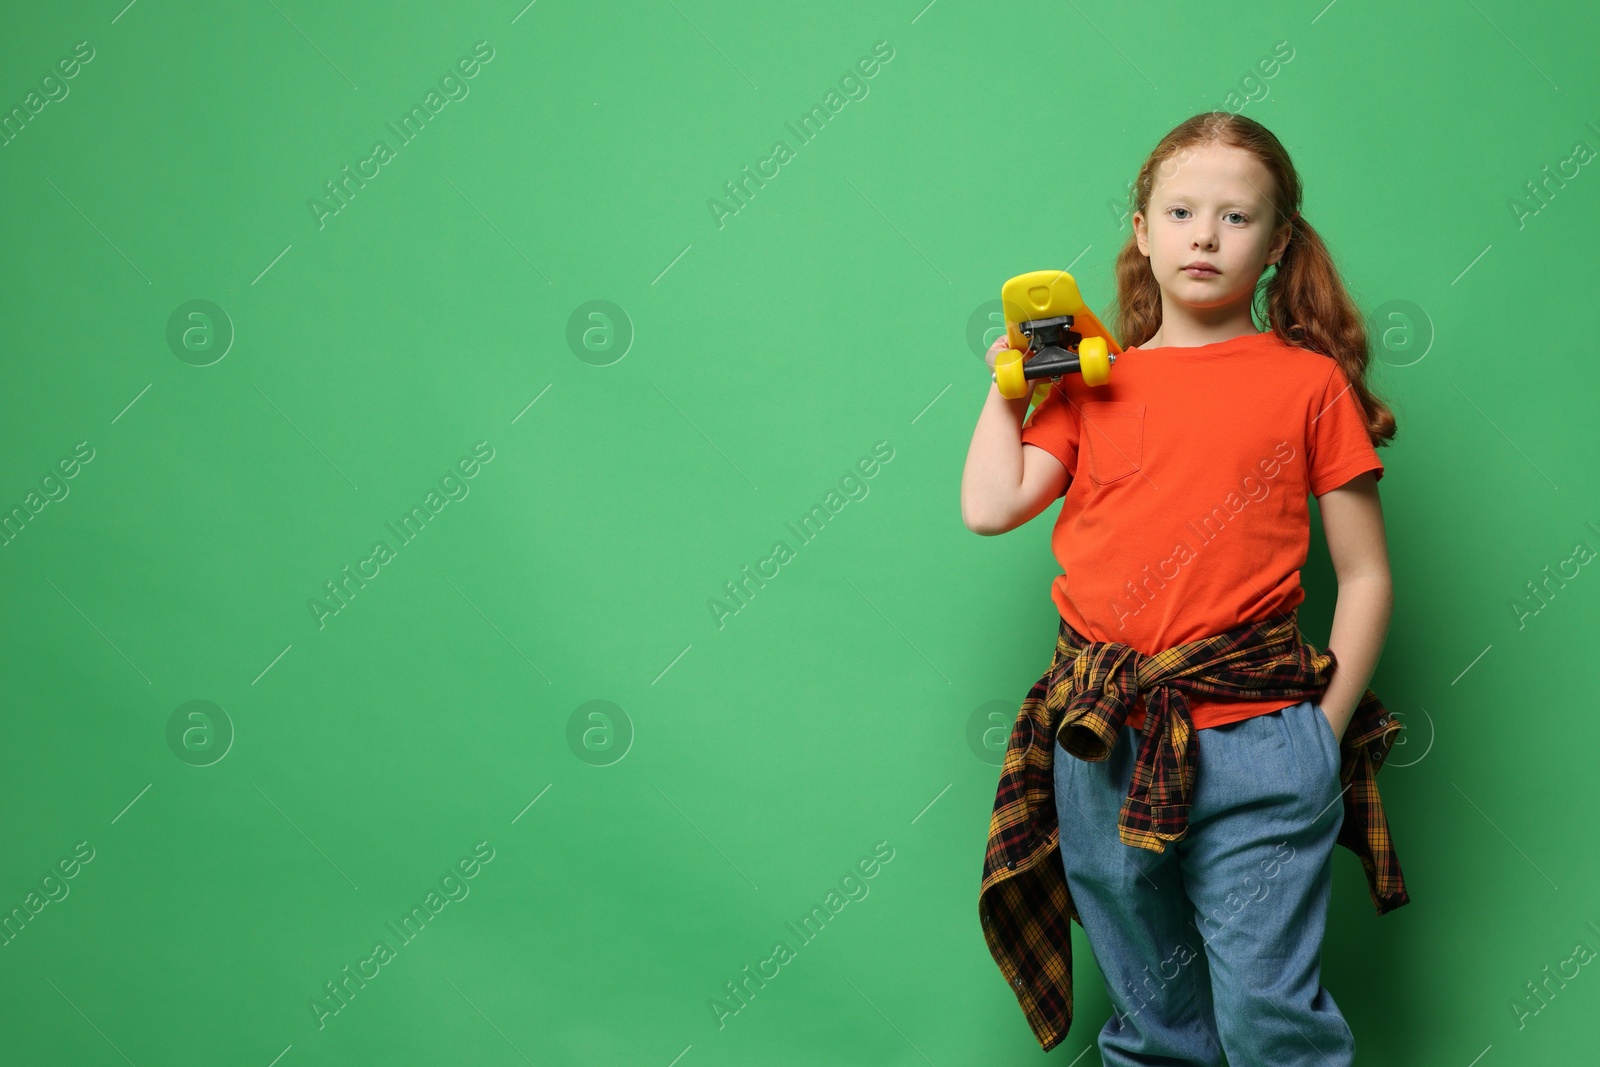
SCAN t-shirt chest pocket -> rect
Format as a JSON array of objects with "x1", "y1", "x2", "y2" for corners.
[{"x1": 1081, "y1": 401, "x2": 1146, "y2": 485}]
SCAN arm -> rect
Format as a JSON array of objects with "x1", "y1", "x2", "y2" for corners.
[
  {"x1": 1315, "y1": 470, "x2": 1393, "y2": 741},
  {"x1": 960, "y1": 382, "x2": 1069, "y2": 535}
]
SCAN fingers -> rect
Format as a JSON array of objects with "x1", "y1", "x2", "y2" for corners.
[{"x1": 985, "y1": 334, "x2": 1012, "y2": 368}]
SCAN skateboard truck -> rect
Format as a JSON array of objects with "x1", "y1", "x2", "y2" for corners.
[
  {"x1": 991, "y1": 270, "x2": 1121, "y2": 401},
  {"x1": 1006, "y1": 313, "x2": 1114, "y2": 382}
]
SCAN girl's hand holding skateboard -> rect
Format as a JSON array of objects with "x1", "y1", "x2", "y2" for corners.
[
  {"x1": 987, "y1": 335, "x2": 1052, "y2": 407},
  {"x1": 985, "y1": 334, "x2": 1013, "y2": 370}
]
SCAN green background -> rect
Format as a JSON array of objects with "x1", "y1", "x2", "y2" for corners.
[{"x1": 2, "y1": 0, "x2": 1597, "y2": 1063}]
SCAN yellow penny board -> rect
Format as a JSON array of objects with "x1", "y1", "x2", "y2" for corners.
[{"x1": 1001, "y1": 270, "x2": 1122, "y2": 359}]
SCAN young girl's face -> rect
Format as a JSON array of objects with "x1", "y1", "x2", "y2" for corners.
[{"x1": 1132, "y1": 142, "x2": 1292, "y2": 314}]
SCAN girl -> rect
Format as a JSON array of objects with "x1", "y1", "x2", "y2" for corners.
[{"x1": 962, "y1": 112, "x2": 1402, "y2": 1064}]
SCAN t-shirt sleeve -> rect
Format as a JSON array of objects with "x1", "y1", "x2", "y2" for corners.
[
  {"x1": 1308, "y1": 363, "x2": 1384, "y2": 496},
  {"x1": 1019, "y1": 382, "x2": 1080, "y2": 477}
]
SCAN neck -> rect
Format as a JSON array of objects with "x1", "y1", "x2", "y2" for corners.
[{"x1": 1146, "y1": 296, "x2": 1259, "y2": 349}]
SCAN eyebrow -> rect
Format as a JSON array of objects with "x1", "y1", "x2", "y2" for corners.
[{"x1": 1156, "y1": 195, "x2": 1261, "y2": 209}]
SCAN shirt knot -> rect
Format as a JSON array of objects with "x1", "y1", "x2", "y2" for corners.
[{"x1": 1046, "y1": 635, "x2": 1204, "y2": 851}]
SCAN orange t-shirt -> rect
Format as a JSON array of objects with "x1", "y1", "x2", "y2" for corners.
[{"x1": 1019, "y1": 330, "x2": 1385, "y2": 731}]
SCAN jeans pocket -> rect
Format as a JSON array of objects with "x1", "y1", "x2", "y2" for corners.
[{"x1": 1309, "y1": 703, "x2": 1342, "y2": 778}]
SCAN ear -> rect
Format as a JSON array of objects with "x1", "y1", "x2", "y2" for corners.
[
  {"x1": 1132, "y1": 211, "x2": 1149, "y2": 257},
  {"x1": 1266, "y1": 221, "x2": 1293, "y2": 266}
]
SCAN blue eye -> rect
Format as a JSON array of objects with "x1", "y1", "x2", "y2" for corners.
[{"x1": 1167, "y1": 207, "x2": 1251, "y2": 224}]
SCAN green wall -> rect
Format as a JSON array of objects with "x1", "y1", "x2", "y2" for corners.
[{"x1": 2, "y1": 0, "x2": 1597, "y2": 1063}]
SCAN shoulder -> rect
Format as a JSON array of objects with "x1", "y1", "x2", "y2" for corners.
[
  {"x1": 1252, "y1": 332, "x2": 1338, "y2": 374},
  {"x1": 1242, "y1": 334, "x2": 1352, "y2": 404}
]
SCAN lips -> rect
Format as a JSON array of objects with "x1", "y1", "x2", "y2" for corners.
[{"x1": 1183, "y1": 263, "x2": 1219, "y2": 277}]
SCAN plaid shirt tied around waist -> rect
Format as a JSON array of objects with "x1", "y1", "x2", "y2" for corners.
[{"x1": 979, "y1": 611, "x2": 1411, "y2": 1052}]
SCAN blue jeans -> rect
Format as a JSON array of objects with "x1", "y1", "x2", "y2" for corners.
[{"x1": 1052, "y1": 699, "x2": 1355, "y2": 1065}]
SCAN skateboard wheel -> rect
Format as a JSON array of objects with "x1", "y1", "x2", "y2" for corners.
[
  {"x1": 993, "y1": 349, "x2": 1028, "y2": 400},
  {"x1": 1078, "y1": 336, "x2": 1111, "y2": 386}
]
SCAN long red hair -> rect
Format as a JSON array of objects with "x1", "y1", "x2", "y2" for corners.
[{"x1": 1110, "y1": 111, "x2": 1397, "y2": 447}]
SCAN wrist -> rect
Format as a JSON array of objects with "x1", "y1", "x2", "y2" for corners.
[
  {"x1": 1318, "y1": 701, "x2": 1352, "y2": 742},
  {"x1": 993, "y1": 382, "x2": 1032, "y2": 414}
]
